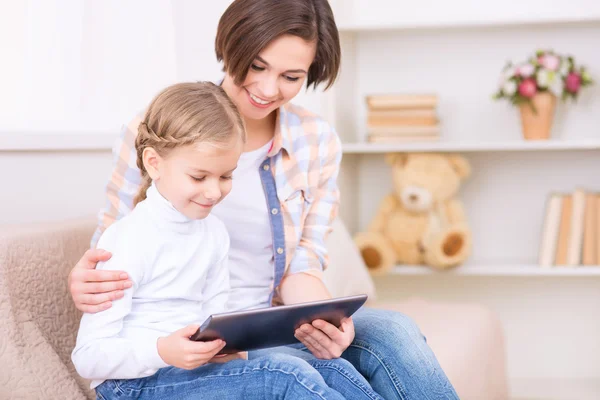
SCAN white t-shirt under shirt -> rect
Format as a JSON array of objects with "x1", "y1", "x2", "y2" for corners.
[
  {"x1": 72, "y1": 183, "x2": 230, "y2": 388},
  {"x1": 212, "y1": 139, "x2": 275, "y2": 311}
]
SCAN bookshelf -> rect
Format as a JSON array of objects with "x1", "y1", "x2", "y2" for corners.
[{"x1": 326, "y1": 1, "x2": 600, "y2": 398}]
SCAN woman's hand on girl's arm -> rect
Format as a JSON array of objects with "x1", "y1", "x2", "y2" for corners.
[
  {"x1": 157, "y1": 325, "x2": 227, "y2": 369},
  {"x1": 69, "y1": 248, "x2": 133, "y2": 313},
  {"x1": 295, "y1": 317, "x2": 355, "y2": 359}
]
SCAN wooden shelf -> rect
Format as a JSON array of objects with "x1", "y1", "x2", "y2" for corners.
[
  {"x1": 389, "y1": 264, "x2": 600, "y2": 277},
  {"x1": 342, "y1": 139, "x2": 600, "y2": 154}
]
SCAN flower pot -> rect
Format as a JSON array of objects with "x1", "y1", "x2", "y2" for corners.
[{"x1": 518, "y1": 92, "x2": 557, "y2": 140}]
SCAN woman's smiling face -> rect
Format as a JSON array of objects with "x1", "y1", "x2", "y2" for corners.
[{"x1": 222, "y1": 34, "x2": 317, "y2": 121}]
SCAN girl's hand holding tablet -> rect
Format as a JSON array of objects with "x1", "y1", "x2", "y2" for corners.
[{"x1": 157, "y1": 325, "x2": 226, "y2": 370}]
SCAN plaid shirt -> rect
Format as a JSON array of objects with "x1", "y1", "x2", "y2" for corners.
[{"x1": 92, "y1": 102, "x2": 342, "y2": 288}]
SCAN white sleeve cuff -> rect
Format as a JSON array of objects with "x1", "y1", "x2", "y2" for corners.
[{"x1": 133, "y1": 333, "x2": 169, "y2": 373}]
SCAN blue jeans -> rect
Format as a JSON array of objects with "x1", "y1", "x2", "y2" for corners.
[
  {"x1": 345, "y1": 307, "x2": 458, "y2": 399},
  {"x1": 251, "y1": 307, "x2": 459, "y2": 400},
  {"x1": 95, "y1": 353, "x2": 348, "y2": 399},
  {"x1": 96, "y1": 307, "x2": 458, "y2": 399}
]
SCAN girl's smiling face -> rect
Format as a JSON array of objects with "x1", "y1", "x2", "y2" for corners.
[{"x1": 144, "y1": 139, "x2": 242, "y2": 220}]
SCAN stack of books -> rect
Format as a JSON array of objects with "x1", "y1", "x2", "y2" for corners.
[
  {"x1": 365, "y1": 94, "x2": 440, "y2": 143},
  {"x1": 538, "y1": 188, "x2": 600, "y2": 267}
]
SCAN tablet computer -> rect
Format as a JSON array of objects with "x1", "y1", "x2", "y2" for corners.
[{"x1": 190, "y1": 294, "x2": 368, "y2": 354}]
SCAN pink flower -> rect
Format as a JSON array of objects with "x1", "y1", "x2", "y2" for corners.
[
  {"x1": 517, "y1": 63, "x2": 535, "y2": 78},
  {"x1": 518, "y1": 79, "x2": 537, "y2": 98},
  {"x1": 565, "y1": 72, "x2": 582, "y2": 93},
  {"x1": 541, "y1": 54, "x2": 561, "y2": 71}
]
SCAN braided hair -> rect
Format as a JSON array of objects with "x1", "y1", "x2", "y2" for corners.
[{"x1": 133, "y1": 82, "x2": 245, "y2": 206}]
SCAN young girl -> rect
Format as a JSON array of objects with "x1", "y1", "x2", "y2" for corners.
[
  {"x1": 72, "y1": 82, "x2": 347, "y2": 400},
  {"x1": 69, "y1": 1, "x2": 459, "y2": 398}
]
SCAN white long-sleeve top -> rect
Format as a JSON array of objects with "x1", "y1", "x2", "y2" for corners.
[{"x1": 72, "y1": 183, "x2": 230, "y2": 389}]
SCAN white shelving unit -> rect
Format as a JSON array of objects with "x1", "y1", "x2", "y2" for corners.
[
  {"x1": 336, "y1": 14, "x2": 600, "y2": 33},
  {"x1": 331, "y1": 0, "x2": 600, "y2": 34},
  {"x1": 326, "y1": 1, "x2": 600, "y2": 398},
  {"x1": 342, "y1": 139, "x2": 600, "y2": 154},
  {"x1": 392, "y1": 264, "x2": 600, "y2": 277},
  {"x1": 0, "y1": 133, "x2": 115, "y2": 152}
]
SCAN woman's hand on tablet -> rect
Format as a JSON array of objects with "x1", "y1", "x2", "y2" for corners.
[
  {"x1": 68, "y1": 249, "x2": 132, "y2": 313},
  {"x1": 158, "y1": 325, "x2": 226, "y2": 369},
  {"x1": 294, "y1": 317, "x2": 355, "y2": 359}
]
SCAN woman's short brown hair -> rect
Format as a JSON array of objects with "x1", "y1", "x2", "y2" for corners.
[{"x1": 215, "y1": 0, "x2": 341, "y2": 90}]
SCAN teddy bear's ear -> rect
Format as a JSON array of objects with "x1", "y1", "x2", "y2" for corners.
[
  {"x1": 448, "y1": 155, "x2": 471, "y2": 179},
  {"x1": 385, "y1": 153, "x2": 407, "y2": 166}
]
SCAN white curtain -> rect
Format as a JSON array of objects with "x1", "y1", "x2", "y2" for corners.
[{"x1": 0, "y1": 0, "x2": 178, "y2": 133}]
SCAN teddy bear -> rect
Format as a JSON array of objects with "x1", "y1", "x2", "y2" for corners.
[{"x1": 354, "y1": 152, "x2": 472, "y2": 274}]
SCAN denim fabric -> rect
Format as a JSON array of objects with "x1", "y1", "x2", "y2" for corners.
[
  {"x1": 95, "y1": 353, "x2": 346, "y2": 400},
  {"x1": 250, "y1": 343, "x2": 384, "y2": 400},
  {"x1": 95, "y1": 307, "x2": 459, "y2": 399},
  {"x1": 251, "y1": 307, "x2": 460, "y2": 400},
  {"x1": 259, "y1": 157, "x2": 286, "y2": 306},
  {"x1": 344, "y1": 307, "x2": 459, "y2": 399}
]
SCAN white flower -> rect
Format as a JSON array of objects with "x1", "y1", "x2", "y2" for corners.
[
  {"x1": 536, "y1": 69, "x2": 550, "y2": 88},
  {"x1": 549, "y1": 79, "x2": 564, "y2": 97},
  {"x1": 501, "y1": 66, "x2": 516, "y2": 82},
  {"x1": 497, "y1": 75, "x2": 506, "y2": 89},
  {"x1": 518, "y1": 63, "x2": 535, "y2": 78},
  {"x1": 559, "y1": 60, "x2": 570, "y2": 77},
  {"x1": 502, "y1": 80, "x2": 517, "y2": 96}
]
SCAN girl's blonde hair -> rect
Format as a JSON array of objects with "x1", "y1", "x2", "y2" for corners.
[{"x1": 133, "y1": 81, "x2": 245, "y2": 206}]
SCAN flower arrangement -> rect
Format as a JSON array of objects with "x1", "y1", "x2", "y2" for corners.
[{"x1": 493, "y1": 49, "x2": 593, "y2": 107}]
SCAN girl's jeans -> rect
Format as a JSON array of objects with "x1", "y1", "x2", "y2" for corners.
[{"x1": 96, "y1": 307, "x2": 459, "y2": 399}]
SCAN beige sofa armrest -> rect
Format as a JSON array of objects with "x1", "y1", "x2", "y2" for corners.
[{"x1": 0, "y1": 217, "x2": 96, "y2": 399}]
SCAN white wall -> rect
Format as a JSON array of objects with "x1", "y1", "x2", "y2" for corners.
[
  {"x1": 0, "y1": 151, "x2": 112, "y2": 225},
  {"x1": 0, "y1": 0, "x2": 235, "y2": 225},
  {"x1": 0, "y1": 0, "x2": 180, "y2": 133},
  {"x1": 0, "y1": 0, "x2": 330, "y2": 226}
]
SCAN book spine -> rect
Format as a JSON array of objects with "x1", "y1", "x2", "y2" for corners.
[
  {"x1": 566, "y1": 188, "x2": 586, "y2": 266},
  {"x1": 538, "y1": 194, "x2": 563, "y2": 267},
  {"x1": 555, "y1": 194, "x2": 572, "y2": 266},
  {"x1": 367, "y1": 125, "x2": 440, "y2": 135},
  {"x1": 582, "y1": 192, "x2": 597, "y2": 265},
  {"x1": 366, "y1": 95, "x2": 438, "y2": 110},
  {"x1": 367, "y1": 116, "x2": 438, "y2": 126}
]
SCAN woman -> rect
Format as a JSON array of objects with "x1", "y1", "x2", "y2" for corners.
[{"x1": 69, "y1": 0, "x2": 458, "y2": 398}]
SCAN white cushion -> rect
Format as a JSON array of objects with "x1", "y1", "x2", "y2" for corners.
[{"x1": 323, "y1": 218, "x2": 377, "y2": 300}]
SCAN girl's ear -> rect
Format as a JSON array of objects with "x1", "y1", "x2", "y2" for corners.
[{"x1": 143, "y1": 147, "x2": 162, "y2": 181}]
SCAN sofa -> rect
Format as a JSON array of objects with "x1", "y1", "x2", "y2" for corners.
[{"x1": 0, "y1": 217, "x2": 509, "y2": 399}]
